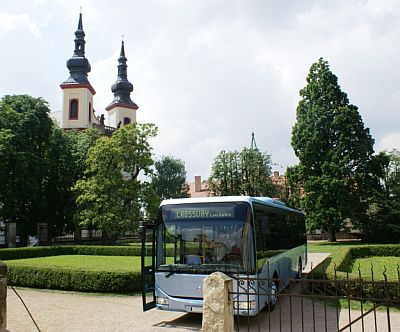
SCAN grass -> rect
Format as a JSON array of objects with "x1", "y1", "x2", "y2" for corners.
[
  {"x1": 350, "y1": 257, "x2": 400, "y2": 280},
  {"x1": 307, "y1": 242, "x2": 400, "y2": 281},
  {"x1": 4, "y1": 255, "x2": 140, "y2": 273},
  {"x1": 315, "y1": 296, "x2": 400, "y2": 313}
]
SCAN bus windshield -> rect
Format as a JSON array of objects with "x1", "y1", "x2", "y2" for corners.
[{"x1": 157, "y1": 202, "x2": 253, "y2": 274}]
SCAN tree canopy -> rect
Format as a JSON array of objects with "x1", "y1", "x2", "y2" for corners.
[
  {"x1": 360, "y1": 149, "x2": 400, "y2": 242},
  {"x1": 152, "y1": 155, "x2": 189, "y2": 200},
  {"x1": 291, "y1": 58, "x2": 380, "y2": 241},
  {"x1": 74, "y1": 123, "x2": 157, "y2": 242},
  {"x1": 208, "y1": 148, "x2": 275, "y2": 197},
  {"x1": 0, "y1": 95, "x2": 54, "y2": 245}
]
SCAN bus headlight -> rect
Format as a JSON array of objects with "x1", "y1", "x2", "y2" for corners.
[
  {"x1": 156, "y1": 297, "x2": 169, "y2": 305},
  {"x1": 234, "y1": 300, "x2": 256, "y2": 310}
]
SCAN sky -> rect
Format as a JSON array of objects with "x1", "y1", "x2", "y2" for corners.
[{"x1": 1, "y1": 0, "x2": 400, "y2": 181}]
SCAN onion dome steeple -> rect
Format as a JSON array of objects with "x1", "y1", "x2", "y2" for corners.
[
  {"x1": 62, "y1": 13, "x2": 92, "y2": 85},
  {"x1": 106, "y1": 40, "x2": 138, "y2": 110}
]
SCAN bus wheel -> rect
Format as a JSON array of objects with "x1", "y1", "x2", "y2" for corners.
[
  {"x1": 296, "y1": 258, "x2": 302, "y2": 279},
  {"x1": 267, "y1": 279, "x2": 278, "y2": 312}
]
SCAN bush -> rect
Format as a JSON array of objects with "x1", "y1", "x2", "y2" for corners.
[
  {"x1": 0, "y1": 245, "x2": 142, "y2": 261},
  {"x1": 310, "y1": 244, "x2": 400, "y2": 300},
  {"x1": 0, "y1": 246, "x2": 73, "y2": 260},
  {"x1": 0, "y1": 245, "x2": 144, "y2": 293},
  {"x1": 8, "y1": 265, "x2": 141, "y2": 293}
]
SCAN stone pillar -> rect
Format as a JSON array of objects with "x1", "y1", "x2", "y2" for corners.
[
  {"x1": 37, "y1": 223, "x2": 49, "y2": 246},
  {"x1": 5, "y1": 223, "x2": 16, "y2": 248},
  {"x1": 202, "y1": 272, "x2": 233, "y2": 332},
  {"x1": 194, "y1": 176, "x2": 201, "y2": 192},
  {"x1": 74, "y1": 226, "x2": 82, "y2": 242},
  {"x1": 0, "y1": 262, "x2": 7, "y2": 330}
]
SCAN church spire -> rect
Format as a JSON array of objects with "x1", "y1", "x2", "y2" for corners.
[
  {"x1": 63, "y1": 13, "x2": 91, "y2": 85},
  {"x1": 106, "y1": 40, "x2": 138, "y2": 110},
  {"x1": 250, "y1": 131, "x2": 258, "y2": 150}
]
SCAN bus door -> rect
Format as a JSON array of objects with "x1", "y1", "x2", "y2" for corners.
[{"x1": 140, "y1": 221, "x2": 156, "y2": 311}]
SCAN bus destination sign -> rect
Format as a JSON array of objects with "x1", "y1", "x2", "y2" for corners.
[{"x1": 170, "y1": 207, "x2": 235, "y2": 220}]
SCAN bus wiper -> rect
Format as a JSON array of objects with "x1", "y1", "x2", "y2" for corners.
[{"x1": 165, "y1": 265, "x2": 176, "y2": 278}]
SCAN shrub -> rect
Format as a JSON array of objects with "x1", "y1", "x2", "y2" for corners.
[
  {"x1": 0, "y1": 245, "x2": 144, "y2": 293},
  {"x1": 309, "y1": 244, "x2": 400, "y2": 300},
  {"x1": 8, "y1": 265, "x2": 141, "y2": 293},
  {"x1": 0, "y1": 246, "x2": 73, "y2": 260},
  {"x1": 0, "y1": 245, "x2": 143, "y2": 261}
]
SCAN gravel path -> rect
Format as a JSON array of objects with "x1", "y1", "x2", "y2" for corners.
[{"x1": 7, "y1": 287, "x2": 200, "y2": 332}]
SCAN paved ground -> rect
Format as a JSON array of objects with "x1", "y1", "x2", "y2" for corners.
[{"x1": 6, "y1": 253, "x2": 399, "y2": 331}]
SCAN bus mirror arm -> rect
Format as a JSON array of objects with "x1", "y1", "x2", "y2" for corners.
[
  {"x1": 165, "y1": 265, "x2": 177, "y2": 278},
  {"x1": 138, "y1": 220, "x2": 146, "y2": 241}
]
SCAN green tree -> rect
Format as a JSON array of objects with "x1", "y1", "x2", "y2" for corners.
[
  {"x1": 0, "y1": 95, "x2": 53, "y2": 245},
  {"x1": 147, "y1": 155, "x2": 189, "y2": 218},
  {"x1": 68, "y1": 128, "x2": 103, "y2": 180},
  {"x1": 291, "y1": 58, "x2": 378, "y2": 241},
  {"x1": 284, "y1": 165, "x2": 303, "y2": 209},
  {"x1": 74, "y1": 123, "x2": 157, "y2": 243},
  {"x1": 361, "y1": 150, "x2": 400, "y2": 242},
  {"x1": 43, "y1": 127, "x2": 76, "y2": 238},
  {"x1": 208, "y1": 148, "x2": 275, "y2": 196},
  {"x1": 152, "y1": 155, "x2": 189, "y2": 199}
]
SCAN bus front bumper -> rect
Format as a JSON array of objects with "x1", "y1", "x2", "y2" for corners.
[{"x1": 155, "y1": 285, "x2": 259, "y2": 316}]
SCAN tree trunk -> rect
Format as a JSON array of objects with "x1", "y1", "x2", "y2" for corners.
[
  {"x1": 327, "y1": 227, "x2": 337, "y2": 242},
  {"x1": 102, "y1": 232, "x2": 118, "y2": 245},
  {"x1": 18, "y1": 222, "x2": 28, "y2": 247}
]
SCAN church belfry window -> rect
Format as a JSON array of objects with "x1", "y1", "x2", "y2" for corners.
[
  {"x1": 123, "y1": 117, "x2": 131, "y2": 125},
  {"x1": 89, "y1": 102, "x2": 92, "y2": 122},
  {"x1": 69, "y1": 99, "x2": 79, "y2": 120}
]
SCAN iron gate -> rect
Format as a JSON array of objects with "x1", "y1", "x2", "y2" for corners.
[{"x1": 231, "y1": 265, "x2": 400, "y2": 332}]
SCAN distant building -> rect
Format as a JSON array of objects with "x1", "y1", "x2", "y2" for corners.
[
  {"x1": 188, "y1": 172, "x2": 287, "y2": 199},
  {"x1": 188, "y1": 176, "x2": 210, "y2": 197},
  {"x1": 58, "y1": 13, "x2": 138, "y2": 135}
]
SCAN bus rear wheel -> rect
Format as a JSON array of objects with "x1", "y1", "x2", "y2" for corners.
[
  {"x1": 296, "y1": 258, "x2": 303, "y2": 279},
  {"x1": 267, "y1": 275, "x2": 278, "y2": 312}
]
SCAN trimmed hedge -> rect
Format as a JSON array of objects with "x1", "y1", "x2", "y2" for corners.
[
  {"x1": 312, "y1": 244, "x2": 400, "y2": 278},
  {"x1": 0, "y1": 245, "x2": 143, "y2": 261},
  {"x1": 8, "y1": 265, "x2": 141, "y2": 293},
  {"x1": 310, "y1": 244, "x2": 400, "y2": 300},
  {"x1": 0, "y1": 245, "x2": 176, "y2": 261},
  {"x1": 0, "y1": 245, "x2": 145, "y2": 293}
]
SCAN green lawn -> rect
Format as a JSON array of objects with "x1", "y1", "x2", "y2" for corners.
[
  {"x1": 350, "y1": 256, "x2": 399, "y2": 280},
  {"x1": 307, "y1": 242, "x2": 400, "y2": 281},
  {"x1": 4, "y1": 255, "x2": 140, "y2": 273}
]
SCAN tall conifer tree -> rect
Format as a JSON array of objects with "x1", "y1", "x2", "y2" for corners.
[{"x1": 292, "y1": 58, "x2": 376, "y2": 241}]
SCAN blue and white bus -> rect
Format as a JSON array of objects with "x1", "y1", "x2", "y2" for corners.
[{"x1": 140, "y1": 196, "x2": 307, "y2": 316}]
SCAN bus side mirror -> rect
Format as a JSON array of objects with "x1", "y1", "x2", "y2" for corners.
[
  {"x1": 138, "y1": 220, "x2": 157, "y2": 241},
  {"x1": 138, "y1": 220, "x2": 146, "y2": 241}
]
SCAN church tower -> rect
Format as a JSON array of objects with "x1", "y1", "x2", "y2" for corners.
[
  {"x1": 60, "y1": 13, "x2": 96, "y2": 129},
  {"x1": 106, "y1": 40, "x2": 138, "y2": 128}
]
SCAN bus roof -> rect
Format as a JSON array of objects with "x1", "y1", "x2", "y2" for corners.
[{"x1": 160, "y1": 196, "x2": 304, "y2": 215}]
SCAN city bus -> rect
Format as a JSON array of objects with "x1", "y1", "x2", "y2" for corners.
[{"x1": 140, "y1": 196, "x2": 307, "y2": 316}]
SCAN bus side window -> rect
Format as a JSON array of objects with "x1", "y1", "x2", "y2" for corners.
[{"x1": 254, "y1": 211, "x2": 264, "y2": 252}]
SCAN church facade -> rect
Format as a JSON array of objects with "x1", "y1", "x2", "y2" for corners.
[{"x1": 60, "y1": 13, "x2": 138, "y2": 134}]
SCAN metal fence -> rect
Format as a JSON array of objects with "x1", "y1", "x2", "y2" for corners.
[
  {"x1": 0, "y1": 225, "x2": 6, "y2": 248},
  {"x1": 52, "y1": 229, "x2": 138, "y2": 243},
  {"x1": 232, "y1": 265, "x2": 400, "y2": 332}
]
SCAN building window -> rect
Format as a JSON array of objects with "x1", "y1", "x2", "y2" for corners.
[
  {"x1": 69, "y1": 99, "x2": 79, "y2": 120},
  {"x1": 89, "y1": 102, "x2": 92, "y2": 123},
  {"x1": 123, "y1": 117, "x2": 131, "y2": 125}
]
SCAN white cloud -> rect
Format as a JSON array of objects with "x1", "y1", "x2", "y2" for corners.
[
  {"x1": 0, "y1": 11, "x2": 41, "y2": 38},
  {"x1": 1, "y1": 0, "x2": 400, "y2": 179},
  {"x1": 376, "y1": 133, "x2": 400, "y2": 152}
]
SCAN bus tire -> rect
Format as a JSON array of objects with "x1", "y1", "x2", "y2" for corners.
[
  {"x1": 267, "y1": 273, "x2": 278, "y2": 312},
  {"x1": 296, "y1": 258, "x2": 302, "y2": 279}
]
